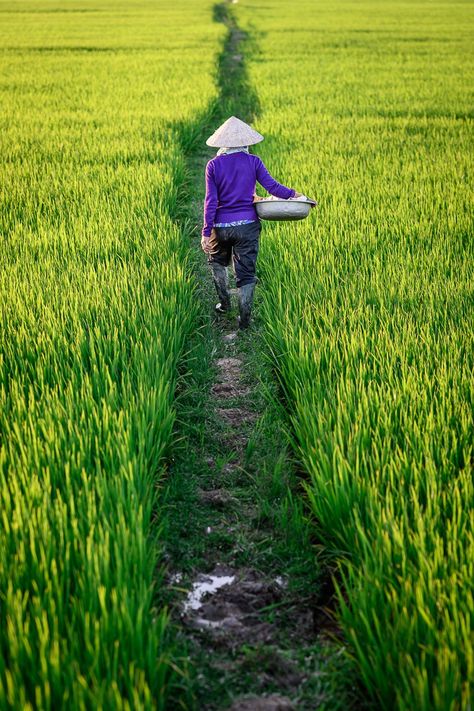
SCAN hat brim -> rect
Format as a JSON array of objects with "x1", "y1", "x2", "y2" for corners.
[{"x1": 206, "y1": 135, "x2": 264, "y2": 147}]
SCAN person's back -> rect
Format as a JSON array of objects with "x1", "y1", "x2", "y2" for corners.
[
  {"x1": 208, "y1": 152, "x2": 257, "y2": 224},
  {"x1": 203, "y1": 152, "x2": 295, "y2": 237}
]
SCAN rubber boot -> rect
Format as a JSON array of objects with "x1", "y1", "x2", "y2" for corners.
[
  {"x1": 237, "y1": 282, "x2": 255, "y2": 329},
  {"x1": 211, "y1": 263, "x2": 231, "y2": 313}
]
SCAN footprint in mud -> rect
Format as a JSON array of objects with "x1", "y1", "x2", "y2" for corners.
[
  {"x1": 182, "y1": 567, "x2": 286, "y2": 645},
  {"x1": 216, "y1": 357, "x2": 243, "y2": 383},
  {"x1": 212, "y1": 381, "x2": 240, "y2": 397},
  {"x1": 217, "y1": 407, "x2": 257, "y2": 426},
  {"x1": 198, "y1": 488, "x2": 236, "y2": 508}
]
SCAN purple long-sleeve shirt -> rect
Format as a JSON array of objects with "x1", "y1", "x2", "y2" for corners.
[{"x1": 202, "y1": 152, "x2": 295, "y2": 237}]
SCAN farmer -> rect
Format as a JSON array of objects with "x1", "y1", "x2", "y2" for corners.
[{"x1": 201, "y1": 116, "x2": 304, "y2": 329}]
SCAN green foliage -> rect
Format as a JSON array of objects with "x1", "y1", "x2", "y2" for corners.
[
  {"x1": 0, "y1": 0, "x2": 223, "y2": 707},
  {"x1": 236, "y1": 1, "x2": 474, "y2": 709}
]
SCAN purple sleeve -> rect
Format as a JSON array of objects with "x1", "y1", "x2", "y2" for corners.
[
  {"x1": 255, "y1": 157, "x2": 295, "y2": 199},
  {"x1": 202, "y1": 160, "x2": 218, "y2": 237}
]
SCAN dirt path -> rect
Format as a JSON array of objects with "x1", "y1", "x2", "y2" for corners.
[
  {"x1": 164, "y1": 312, "x2": 340, "y2": 709},
  {"x1": 160, "y1": 3, "x2": 357, "y2": 709},
  {"x1": 173, "y1": 347, "x2": 312, "y2": 711}
]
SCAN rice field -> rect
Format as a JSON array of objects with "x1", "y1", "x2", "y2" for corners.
[
  {"x1": 236, "y1": 0, "x2": 474, "y2": 708},
  {"x1": 0, "y1": 1, "x2": 222, "y2": 706},
  {"x1": 1, "y1": 0, "x2": 473, "y2": 708}
]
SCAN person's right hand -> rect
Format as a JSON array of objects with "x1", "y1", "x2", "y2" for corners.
[{"x1": 201, "y1": 236, "x2": 212, "y2": 254}]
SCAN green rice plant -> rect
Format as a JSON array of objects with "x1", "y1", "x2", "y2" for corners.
[
  {"x1": 236, "y1": 1, "x2": 474, "y2": 708},
  {"x1": 0, "y1": 1, "x2": 223, "y2": 707}
]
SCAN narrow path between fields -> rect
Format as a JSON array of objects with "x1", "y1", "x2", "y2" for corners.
[{"x1": 161, "y1": 3, "x2": 358, "y2": 709}]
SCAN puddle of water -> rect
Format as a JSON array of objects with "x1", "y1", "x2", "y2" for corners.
[{"x1": 183, "y1": 574, "x2": 236, "y2": 614}]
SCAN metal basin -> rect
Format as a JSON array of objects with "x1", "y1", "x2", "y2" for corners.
[{"x1": 254, "y1": 198, "x2": 316, "y2": 221}]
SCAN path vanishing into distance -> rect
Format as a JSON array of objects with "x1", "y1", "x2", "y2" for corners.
[{"x1": 161, "y1": 3, "x2": 355, "y2": 709}]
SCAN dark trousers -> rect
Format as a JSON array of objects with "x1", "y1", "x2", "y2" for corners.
[{"x1": 207, "y1": 221, "x2": 261, "y2": 288}]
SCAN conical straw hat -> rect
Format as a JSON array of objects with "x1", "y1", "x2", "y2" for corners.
[{"x1": 206, "y1": 116, "x2": 264, "y2": 147}]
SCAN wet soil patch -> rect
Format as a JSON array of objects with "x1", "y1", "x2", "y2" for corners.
[
  {"x1": 177, "y1": 564, "x2": 317, "y2": 704},
  {"x1": 198, "y1": 488, "x2": 237, "y2": 508}
]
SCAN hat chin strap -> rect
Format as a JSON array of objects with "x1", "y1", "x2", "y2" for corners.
[{"x1": 217, "y1": 146, "x2": 249, "y2": 156}]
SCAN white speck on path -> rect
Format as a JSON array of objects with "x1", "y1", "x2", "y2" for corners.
[{"x1": 183, "y1": 574, "x2": 236, "y2": 613}]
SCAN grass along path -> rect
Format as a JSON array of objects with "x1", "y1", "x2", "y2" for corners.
[{"x1": 160, "y1": 3, "x2": 359, "y2": 709}]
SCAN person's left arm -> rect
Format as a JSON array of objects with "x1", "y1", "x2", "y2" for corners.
[
  {"x1": 202, "y1": 161, "x2": 218, "y2": 252},
  {"x1": 255, "y1": 157, "x2": 296, "y2": 199}
]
